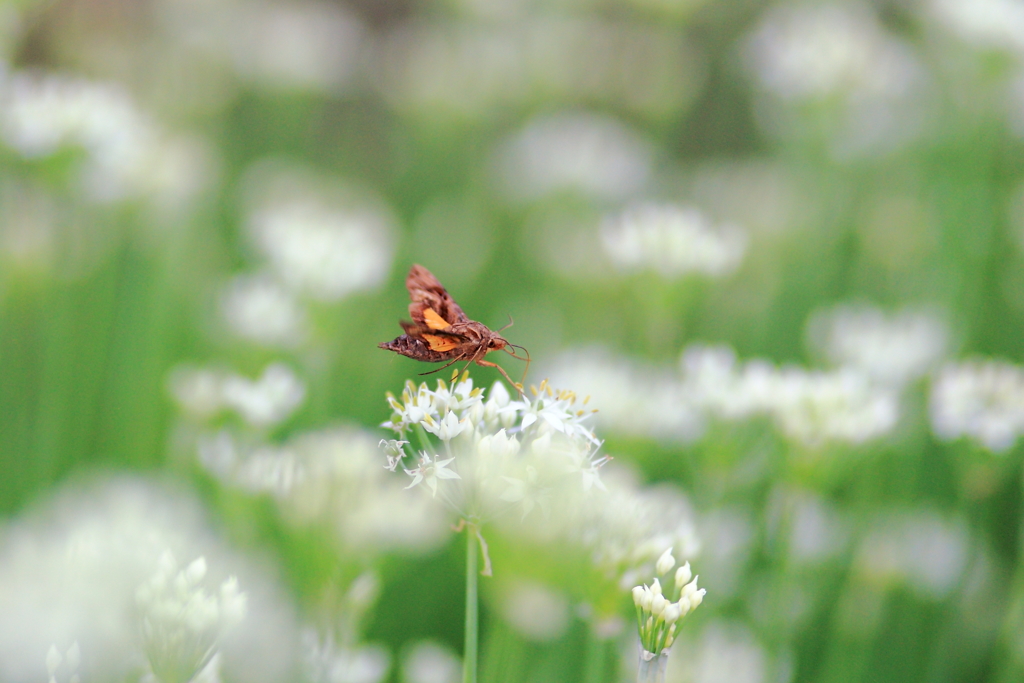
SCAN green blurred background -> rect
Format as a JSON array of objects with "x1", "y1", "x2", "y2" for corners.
[{"x1": 2, "y1": 0, "x2": 1024, "y2": 681}]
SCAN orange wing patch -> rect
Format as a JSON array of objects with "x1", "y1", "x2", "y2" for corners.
[
  {"x1": 423, "y1": 334, "x2": 461, "y2": 352},
  {"x1": 423, "y1": 307, "x2": 450, "y2": 330}
]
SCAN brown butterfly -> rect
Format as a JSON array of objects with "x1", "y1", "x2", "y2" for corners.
[{"x1": 379, "y1": 264, "x2": 529, "y2": 389}]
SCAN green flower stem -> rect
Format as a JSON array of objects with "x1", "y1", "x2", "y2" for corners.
[
  {"x1": 415, "y1": 424, "x2": 434, "y2": 454},
  {"x1": 463, "y1": 526, "x2": 479, "y2": 683}
]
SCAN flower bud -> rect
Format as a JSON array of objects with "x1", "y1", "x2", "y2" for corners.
[
  {"x1": 632, "y1": 586, "x2": 645, "y2": 606},
  {"x1": 651, "y1": 594, "x2": 668, "y2": 616},
  {"x1": 651, "y1": 578, "x2": 662, "y2": 596},
  {"x1": 656, "y1": 548, "x2": 675, "y2": 575},
  {"x1": 640, "y1": 587, "x2": 654, "y2": 611},
  {"x1": 674, "y1": 561, "x2": 692, "y2": 590},
  {"x1": 661, "y1": 603, "x2": 681, "y2": 624},
  {"x1": 682, "y1": 576, "x2": 700, "y2": 598},
  {"x1": 690, "y1": 589, "x2": 705, "y2": 608}
]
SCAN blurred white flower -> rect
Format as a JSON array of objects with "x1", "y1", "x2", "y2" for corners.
[
  {"x1": 681, "y1": 346, "x2": 900, "y2": 446},
  {"x1": 492, "y1": 111, "x2": 652, "y2": 202},
  {"x1": 0, "y1": 71, "x2": 214, "y2": 206},
  {"x1": 499, "y1": 581, "x2": 571, "y2": 641},
  {"x1": 0, "y1": 476, "x2": 297, "y2": 683},
  {"x1": 806, "y1": 305, "x2": 949, "y2": 387},
  {"x1": 241, "y1": 162, "x2": 395, "y2": 301},
  {"x1": 669, "y1": 621, "x2": 767, "y2": 683},
  {"x1": 136, "y1": 553, "x2": 248, "y2": 683},
  {"x1": 220, "y1": 363, "x2": 305, "y2": 428},
  {"x1": 227, "y1": 1, "x2": 364, "y2": 93},
  {"x1": 170, "y1": 363, "x2": 305, "y2": 429},
  {"x1": 401, "y1": 641, "x2": 461, "y2": 683},
  {"x1": 766, "y1": 368, "x2": 900, "y2": 446},
  {"x1": 45, "y1": 642, "x2": 81, "y2": 683},
  {"x1": 743, "y1": 2, "x2": 927, "y2": 155},
  {"x1": 198, "y1": 427, "x2": 450, "y2": 555},
  {"x1": 927, "y1": 0, "x2": 1024, "y2": 54},
  {"x1": 247, "y1": 197, "x2": 394, "y2": 301},
  {"x1": 544, "y1": 348, "x2": 703, "y2": 443},
  {"x1": 302, "y1": 631, "x2": 390, "y2": 683},
  {"x1": 930, "y1": 360, "x2": 1024, "y2": 451},
  {"x1": 220, "y1": 273, "x2": 309, "y2": 347},
  {"x1": 855, "y1": 510, "x2": 970, "y2": 599},
  {"x1": 600, "y1": 203, "x2": 747, "y2": 278},
  {"x1": 770, "y1": 491, "x2": 847, "y2": 565}
]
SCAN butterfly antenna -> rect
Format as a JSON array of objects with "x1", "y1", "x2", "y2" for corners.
[
  {"x1": 504, "y1": 343, "x2": 531, "y2": 385},
  {"x1": 496, "y1": 314, "x2": 514, "y2": 333}
]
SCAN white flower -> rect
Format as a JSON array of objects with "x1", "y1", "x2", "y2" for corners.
[
  {"x1": 382, "y1": 378, "x2": 610, "y2": 526},
  {"x1": 405, "y1": 452, "x2": 462, "y2": 497},
  {"x1": 136, "y1": 552, "x2": 248, "y2": 683},
  {"x1": 0, "y1": 71, "x2": 213, "y2": 206},
  {"x1": 220, "y1": 363, "x2": 306, "y2": 428},
  {"x1": 655, "y1": 548, "x2": 676, "y2": 576},
  {"x1": 0, "y1": 476, "x2": 297, "y2": 683},
  {"x1": 806, "y1": 304, "x2": 949, "y2": 386},
  {"x1": 198, "y1": 427, "x2": 450, "y2": 555},
  {"x1": 379, "y1": 439, "x2": 409, "y2": 472},
  {"x1": 742, "y1": 2, "x2": 926, "y2": 155},
  {"x1": 492, "y1": 111, "x2": 652, "y2": 202},
  {"x1": 422, "y1": 410, "x2": 469, "y2": 442},
  {"x1": 633, "y1": 563, "x2": 705, "y2": 656},
  {"x1": 600, "y1": 203, "x2": 748, "y2": 278},
  {"x1": 927, "y1": 0, "x2": 1024, "y2": 53},
  {"x1": 220, "y1": 273, "x2": 308, "y2": 347},
  {"x1": 242, "y1": 160, "x2": 394, "y2": 301},
  {"x1": 302, "y1": 630, "x2": 390, "y2": 683},
  {"x1": 384, "y1": 380, "x2": 440, "y2": 432},
  {"x1": 930, "y1": 360, "x2": 1024, "y2": 451},
  {"x1": 401, "y1": 640, "x2": 461, "y2": 683},
  {"x1": 169, "y1": 363, "x2": 306, "y2": 429}
]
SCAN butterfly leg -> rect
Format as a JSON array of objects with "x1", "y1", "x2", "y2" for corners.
[
  {"x1": 418, "y1": 354, "x2": 467, "y2": 376},
  {"x1": 475, "y1": 358, "x2": 524, "y2": 395}
]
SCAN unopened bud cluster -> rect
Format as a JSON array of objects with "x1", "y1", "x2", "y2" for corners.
[{"x1": 631, "y1": 548, "x2": 705, "y2": 657}]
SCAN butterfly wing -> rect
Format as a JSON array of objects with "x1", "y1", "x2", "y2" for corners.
[{"x1": 406, "y1": 264, "x2": 469, "y2": 330}]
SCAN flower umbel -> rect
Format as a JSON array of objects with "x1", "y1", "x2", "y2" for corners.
[
  {"x1": 632, "y1": 550, "x2": 705, "y2": 683},
  {"x1": 135, "y1": 552, "x2": 248, "y2": 683},
  {"x1": 379, "y1": 376, "x2": 605, "y2": 523}
]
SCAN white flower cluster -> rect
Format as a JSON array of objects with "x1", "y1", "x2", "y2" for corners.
[
  {"x1": 247, "y1": 195, "x2": 394, "y2": 302},
  {"x1": 169, "y1": 363, "x2": 306, "y2": 429},
  {"x1": 600, "y1": 203, "x2": 748, "y2": 278},
  {"x1": 0, "y1": 71, "x2": 212, "y2": 206},
  {"x1": 221, "y1": 161, "x2": 396, "y2": 346},
  {"x1": 632, "y1": 549, "x2": 705, "y2": 661},
  {"x1": 854, "y1": 510, "x2": 969, "y2": 600},
  {"x1": 197, "y1": 427, "x2": 450, "y2": 555},
  {"x1": 45, "y1": 642, "x2": 81, "y2": 683},
  {"x1": 684, "y1": 347, "x2": 901, "y2": 445},
  {"x1": 136, "y1": 553, "x2": 248, "y2": 683},
  {"x1": 806, "y1": 305, "x2": 949, "y2": 387},
  {"x1": 930, "y1": 360, "x2": 1024, "y2": 451},
  {"x1": 491, "y1": 111, "x2": 652, "y2": 202},
  {"x1": 302, "y1": 630, "x2": 390, "y2": 683},
  {"x1": 380, "y1": 377, "x2": 606, "y2": 522},
  {"x1": 547, "y1": 345, "x2": 900, "y2": 447},
  {"x1": 742, "y1": 2, "x2": 926, "y2": 154},
  {"x1": 927, "y1": 0, "x2": 1024, "y2": 54}
]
